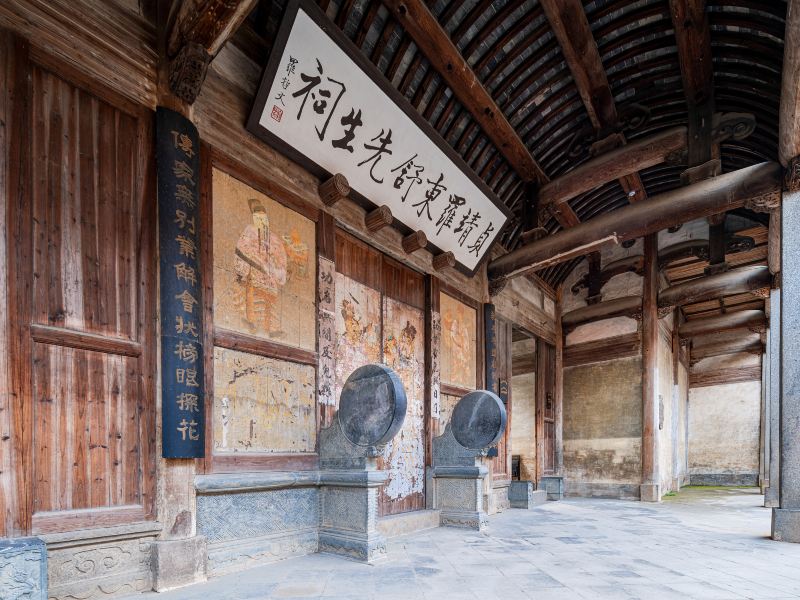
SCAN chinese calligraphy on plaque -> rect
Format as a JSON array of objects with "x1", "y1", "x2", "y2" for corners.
[
  {"x1": 157, "y1": 107, "x2": 205, "y2": 458},
  {"x1": 247, "y1": 1, "x2": 510, "y2": 274}
]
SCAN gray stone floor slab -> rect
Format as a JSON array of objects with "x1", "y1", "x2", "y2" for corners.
[{"x1": 121, "y1": 488, "x2": 800, "y2": 600}]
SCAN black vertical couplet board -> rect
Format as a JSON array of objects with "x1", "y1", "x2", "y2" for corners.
[
  {"x1": 157, "y1": 107, "x2": 205, "y2": 458},
  {"x1": 484, "y1": 303, "x2": 498, "y2": 394}
]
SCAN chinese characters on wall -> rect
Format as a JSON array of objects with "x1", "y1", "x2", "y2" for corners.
[
  {"x1": 248, "y1": 5, "x2": 509, "y2": 273},
  {"x1": 484, "y1": 303, "x2": 498, "y2": 395},
  {"x1": 317, "y1": 257, "x2": 336, "y2": 405},
  {"x1": 157, "y1": 107, "x2": 204, "y2": 458}
]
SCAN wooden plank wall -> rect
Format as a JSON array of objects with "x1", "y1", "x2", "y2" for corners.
[{"x1": 2, "y1": 42, "x2": 157, "y2": 535}]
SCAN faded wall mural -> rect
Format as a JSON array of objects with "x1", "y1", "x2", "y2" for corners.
[
  {"x1": 440, "y1": 292, "x2": 477, "y2": 390},
  {"x1": 213, "y1": 347, "x2": 316, "y2": 453},
  {"x1": 334, "y1": 273, "x2": 382, "y2": 402},
  {"x1": 213, "y1": 168, "x2": 316, "y2": 350},
  {"x1": 380, "y1": 297, "x2": 425, "y2": 514}
]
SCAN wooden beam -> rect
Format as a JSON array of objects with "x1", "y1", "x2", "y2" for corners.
[
  {"x1": 660, "y1": 265, "x2": 770, "y2": 309},
  {"x1": 539, "y1": 0, "x2": 616, "y2": 130},
  {"x1": 678, "y1": 309, "x2": 766, "y2": 339},
  {"x1": 381, "y1": 0, "x2": 547, "y2": 183},
  {"x1": 669, "y1": 0, "x2": 715, "y2": 167},
  {"x1": 563, "y1": 332, "x2": 641, "y2": 367},
  {"x1": 488, "y1": 162, "x2": 782, "y2": 282},
  {"x1": 539, "y1": 0, "x2": 649, "y2": 206},
  {"x1": 779, "y1": 0, "x2": 800, "y2": 166},
  {"x1": 562, "y1": 295, "x2": 641, "y2": 330},
  {"x1": 691, "y1": 337, "x2": 763, "y2": 363},
  {"x1": 539, "y1": 127, "x2": 688, "y2": 210},
  {"x1": 166, "y1": 0, "x2": 257, "y2": 103},
  {"x1": 690, "y1": 365, "x2": 762, "y2": 387},
  {"x1": 541, "y1": 114, "x2": 754, "y2": 212}
]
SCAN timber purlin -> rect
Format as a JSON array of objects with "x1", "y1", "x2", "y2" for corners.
[
  {"x1": 690, "y1": 366, "x2": 762, "y2": 388},
  {"x1": 563, "y1": 333, "x2": 642, "y2": 368}
]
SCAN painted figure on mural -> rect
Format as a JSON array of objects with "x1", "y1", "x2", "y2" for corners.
[
  {"x1": 234, "y1": 199, "x2": 309, "y2": 333},
  {"x1": 384, "y1": 320, "x2": 418, "y2": 369},
  {"x1": 443, "y1": 303, "x2": 471, "y2": 374}
]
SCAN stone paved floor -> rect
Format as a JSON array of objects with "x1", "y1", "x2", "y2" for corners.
[{"x1": 128, "y1": 488, "x2": 800, "y2": 599}]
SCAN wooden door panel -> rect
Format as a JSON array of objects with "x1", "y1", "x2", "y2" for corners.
[
  {"x1": 31, "y1": 66, "x2": 140, "y2": 340},
  {"x1": 32, "y1": 343, "x2": 141, "y2": 514},
  {"x1": 18, "y1": 62, "x2": 155, "y2": 534}
]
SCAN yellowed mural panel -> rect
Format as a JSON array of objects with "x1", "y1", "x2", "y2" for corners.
[
  {"x1": 213, "y1": 347, "x2": 316, "y2": 453},
  {"x1": 334, "y1": 273, "x2": 382, "y2": 403},
  {"x1": 440, "y1": 292, "x2": 477, "y2": 390},
  {"x1": 212, "y1": 168, "x2": 316, "y2": 350}
]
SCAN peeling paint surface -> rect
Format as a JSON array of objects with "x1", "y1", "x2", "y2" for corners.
[
  {"x1": 213, "y1": 347, "x2": 316, "y2": 453},
  {"x1": 380, "y1": 298, "x2": 425, "y2": 510}
]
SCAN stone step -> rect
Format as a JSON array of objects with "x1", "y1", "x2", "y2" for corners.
[{"x1": 377, "y1": 509, "x2": 440, "y2": 538}]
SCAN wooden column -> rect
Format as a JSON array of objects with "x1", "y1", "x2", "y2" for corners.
[
  {"x1": 554, "y1": 288, "x2": 564, "y2": 477},
  {"x1": 641, "y1": 234, "x2": 661, "y2": 502},
  {"x1": 535, "y1": 337, "x2": 547, "y2": 483}
]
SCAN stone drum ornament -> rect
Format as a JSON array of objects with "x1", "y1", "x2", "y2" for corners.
[
  {"x1": 338, "y1": 363, "x2": 407, "y2": 448},
  {"x1": 450, "y1": 389, "x2": 507, "y2": 450}
]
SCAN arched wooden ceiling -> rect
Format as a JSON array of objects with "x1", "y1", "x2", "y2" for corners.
[{"x1": 244, "y1": 0, "x2": 786, "y2": 287}]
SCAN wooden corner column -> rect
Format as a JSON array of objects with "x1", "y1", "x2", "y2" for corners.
[{"x1": 641, "y1": 234, "x2": 661, "y2": 502}]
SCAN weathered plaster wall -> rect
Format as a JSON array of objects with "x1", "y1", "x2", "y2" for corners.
[
  {"x1": 688, "y1": 380, "x2": 761, "y2": 486},
  {"x1": 676, "y1": 362, "x2": 690, "y2": 487},
  {"x1": 563, "y1": 356, "x2": 643, "y2": 499},
  {"x1": 511, "y1": 372, "x2": 536, "y2": 481},
  {"x1": 656, "y1": 327, "x2": 681, "y2": 494}
]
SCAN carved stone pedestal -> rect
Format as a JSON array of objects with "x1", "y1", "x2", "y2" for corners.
[
  {"x1": 318, "y1": 469, "x2": 388, "y2": 562},
  {"x1": 0, "y1": 537, "x2": 47, "y2": 599},
  {"x1": 431, "y1": 391, "x2": 507, "y2": 531},
  {"x1": 318, "y1": 364, "x2": 407, "y2": 562},
  {"x1": 432, "y1": 464, "x2": 489, "y2": 530},
  {"x1": 151, "y1": 535, "x2": 207, "y2": 592}
]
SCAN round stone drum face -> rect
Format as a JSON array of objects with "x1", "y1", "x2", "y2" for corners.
[
  {"x1": 338, "y1": 364, "x2": 407, "y2": 447},
  {"x1": 451, "y1": 390, "x2": 507, "y2": 450}
]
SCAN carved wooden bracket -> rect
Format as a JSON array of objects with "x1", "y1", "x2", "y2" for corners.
[
  {"x1": 167, "y1": 0, "x2": 258, "y2": 104},
  {"x1": 488, "y1": 277, "x2": 507, "y2": 297},
  {"x1": 567, "y1": 103, "x2": 651, "y2": 158},
  {"x1": 681, "y1": 159, "x2": 721, "y2": 185},
  {"x1": 318, "y1": 173, "x2": 350, "y2": 207},
  {"x1": 744, "y1": 189, "x2": 781, "y2": 213},
  {"x1": 168, "y1": 42, "x2": 212, "y2": 104},
  {"x1": 365, "y1": 205, "x2": 393, "y2": 232},
  {"x1": 785, "y1": 155, "x2": 800, "y2": 192},
  {"x1": 401, "y1": 230, "x2": 427, "y2": 254},
  {"x1": 657, "y1": 306, "x2": 674, "y2": 319},
  {"x1": 750, "y1": 286, "x2": 771, "y2": 299},
  {"x1": 432, "y1": 251, "x2": 456, "y2": 272}
]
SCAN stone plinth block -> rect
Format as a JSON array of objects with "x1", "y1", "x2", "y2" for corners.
[
  {"x1": 0, "y1": 537, "x2": 47, "y2": 600},
  {"x1": 319, "y1": 471, "x2": 388, "y2": 562},
  {"x1": 317, "y1": 365, "x2": 407, "y2": 563},
  {"x1": 772, "y1": 509, "x2": 800, "y2": 543},
  {"x1": 431, "y1": 465, "x2": 489, "y2": 531},
  {"x1": 640, "y1": 483, "x2": 662, "y2": 503},
  {"x1": 151, "y1": 536, "x2": 207, "y2": 592},
  {"x1": 539, "y1": 476, "x2": 565, "y2": 501},
  {"x1": 509, "y1": 481, "x2": 547, "y2": 509}
]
